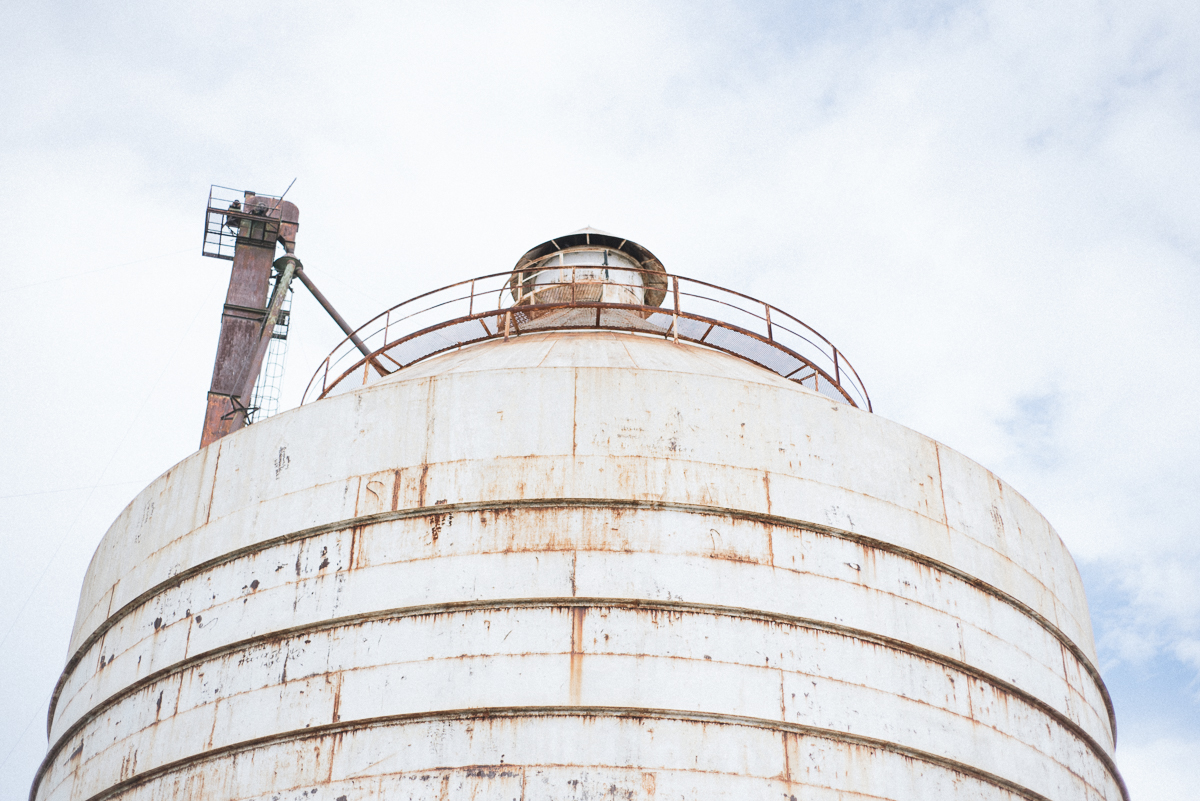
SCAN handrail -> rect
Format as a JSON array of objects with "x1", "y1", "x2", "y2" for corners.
[{"x1": 300, "y1": 268, "x2": 871, "y2": 412}]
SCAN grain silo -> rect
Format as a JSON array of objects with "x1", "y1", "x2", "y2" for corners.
[{"x1": 31, "y1": 206, "x2": 1126, "y2": 801}]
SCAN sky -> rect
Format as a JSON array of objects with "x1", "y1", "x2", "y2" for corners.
[{"x1": 1, "y1": 1, "x2": 1198, "y2": 798}]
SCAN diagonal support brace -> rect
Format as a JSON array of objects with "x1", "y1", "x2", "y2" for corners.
[
  {"x1": 230, "y1": 255, "x2": 301, "y2": 413},
  {"x1": 295, "y1": 267, "x2": 389, "y2": 377}
]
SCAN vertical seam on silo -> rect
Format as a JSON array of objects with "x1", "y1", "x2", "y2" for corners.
[
  {"x1": 417, "y1": 467, "x2": 430, "y2": 508},
  {"x1": 764, "y1": 473, "x2": 776, "y2": 566},
  {"x1": 535, "y1": 335, "x2": 555, "y2": 367},
  {"x1": 331, "y1": 672, "x2": 343, "y2": 724},
  {"x1": 204, "y1": 442, "x2": 222, "y2": 526},
  {"x1": 778, "y1": 667, "x2": 786, "y2": 723},
  {"x1": 419, "y1": 379, "x2": 434, "y2": 507},
  {"x1": 966, "y1": 666, "x2": 976, "y2": 723},
  {"x1": 205, "y1": 697, "x2": 219, "y2": 749},
  {"x1": 1058, "y1": 642, "x2": 1078, "y2": 723},
  {"x1": 934, "y1": 443, "x2": 949, "y2": 529},
  {"x1": 617, "y1": 336, "x2": 638, "y2": 368},
  {"x1": 569, "y1": 607, "x2": 585, "y2": 705},
  {"x1": 324, "y1": 723, "x2": 338, "y2": 784}
]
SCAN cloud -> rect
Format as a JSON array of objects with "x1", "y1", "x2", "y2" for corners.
[
  {"x1": 1117, "y1": 736, "x2": 1200, "y2": 798},
  {"x1": 2, "y1": 2, "x2": 1199, "y2": 800}
]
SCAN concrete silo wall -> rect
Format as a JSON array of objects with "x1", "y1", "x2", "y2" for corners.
[{"x1": 34, "y1": 332, "x2": 1124, "y2": 801}]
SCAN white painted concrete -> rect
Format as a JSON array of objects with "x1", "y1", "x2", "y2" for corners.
[{"x1": 35, "y1": 331, "x2": 1122, "y2": 801}]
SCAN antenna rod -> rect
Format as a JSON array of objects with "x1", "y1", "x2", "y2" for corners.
[
  {"x1": 295, "y1": 267, "x2": 388, "y2": 375},
  {"x1": 268, "y1": 178, "x2": 297, "y2": 215}
]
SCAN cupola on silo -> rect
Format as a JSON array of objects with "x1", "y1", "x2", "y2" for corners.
[{"x1": 33, "y1": 223, "x2": 1126, "y2": 801}]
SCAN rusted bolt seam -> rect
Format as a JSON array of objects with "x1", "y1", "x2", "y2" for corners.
[
  {"x1": 51, "y1": 707, "x2": 1094, "y2": 801},
  {"x1": 35, "y1": 598, "x2": 1124, "y2": 801},
  {"x1": 48, "y1": 498, "x2": 1116, "y2": 745}
]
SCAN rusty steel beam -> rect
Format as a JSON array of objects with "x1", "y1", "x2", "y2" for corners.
[
  {"x1": 231, "y1": 255, "x2": 299, "y2": 410},
  {"x1": 294, "y1": 267, "x2": 388, "y2": 376},
  {"x1": 200, "y1": 194, "x2": 299, "y2": 448}
]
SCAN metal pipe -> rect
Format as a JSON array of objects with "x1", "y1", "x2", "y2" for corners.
[
  {"x1": 295, "y1": 267, "x2": 388, "y2": 376},
  {"x1": 234, "y1": 256, "x2": 300, "y2": 409}
]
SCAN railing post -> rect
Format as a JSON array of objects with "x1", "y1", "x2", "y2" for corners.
[
  {"x1": 307, "y1": 269, "x2": 871, "y2": 413},
  {"x1": 672, "y1": 276, "x2": 680, "y2": 344}
]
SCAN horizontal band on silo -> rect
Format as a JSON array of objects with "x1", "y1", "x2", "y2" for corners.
[
  {"x1": 40, "y1": 707, "x2": 1128, "y2": 801},
  {"x1": 49, "y1": 499, "x2": 1117, "y2": 743},
  {"x1": 36, "y1": 598, "x2": 1124, "y2": 801}
]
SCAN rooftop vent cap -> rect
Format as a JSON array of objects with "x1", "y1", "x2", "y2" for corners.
[{"x1": 511, "y1": 228, "x2": 669, "y2": 308}]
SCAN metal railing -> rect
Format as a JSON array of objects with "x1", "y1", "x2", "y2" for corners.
[{"x1": 300, "y1": 268, "x2": 872, "y2": 411}]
